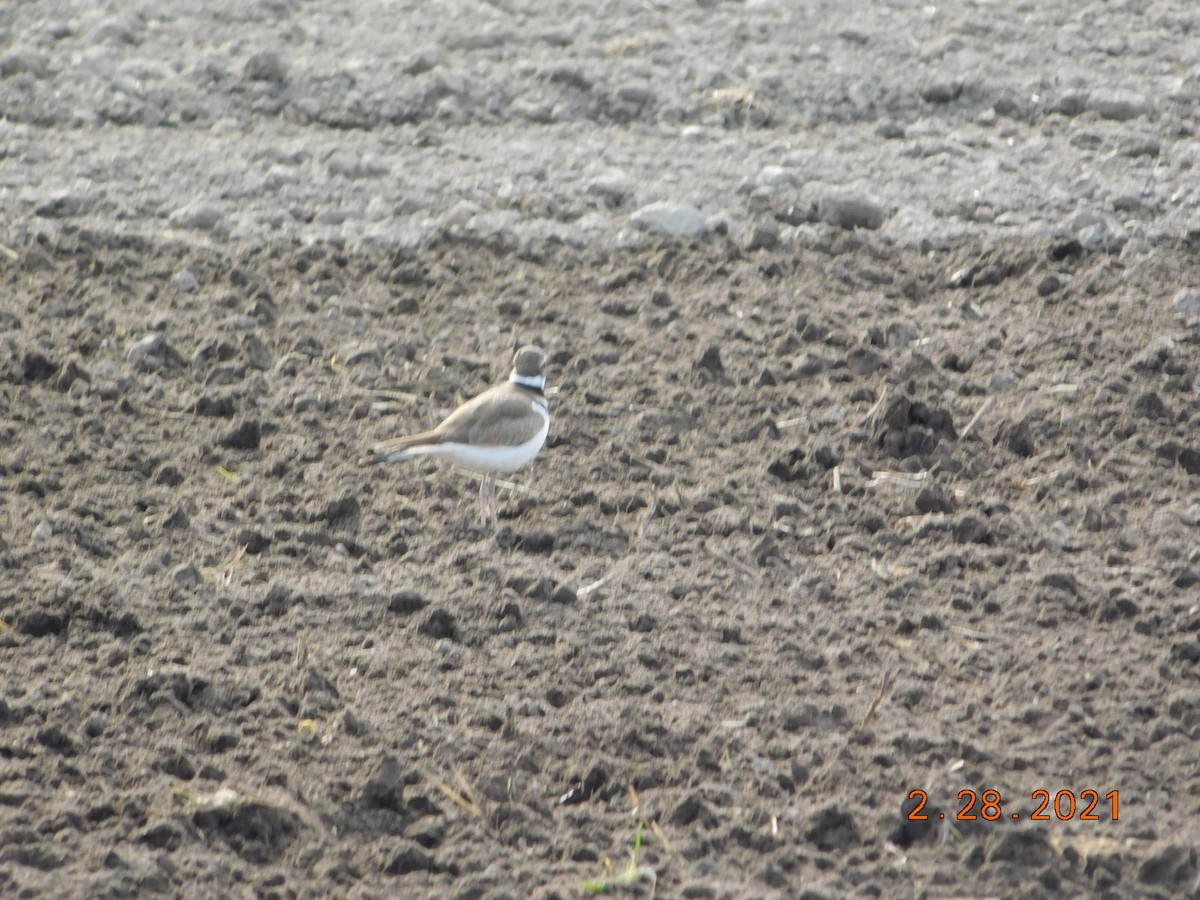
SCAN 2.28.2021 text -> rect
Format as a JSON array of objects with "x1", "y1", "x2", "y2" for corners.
[{"x1": 906, "y1": 789, "x2": 1119, "y2": 822}]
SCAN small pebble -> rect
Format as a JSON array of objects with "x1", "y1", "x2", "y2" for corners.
[
  {"x1": 741, "y1": 219, "x2": 780, "y2": 251},
  {"x1": 90, "y1": 17, "x2": 140, "y2": 45},
  {"x1": 756, "y1": 165, "x2": 798, "y2": 188},
  {"x1": 0, "y1": 49, "x2": 50, "y2": 79},
  {"x1": 586, "y1": 170, "x2": 632, "y2": 205},
  {"x1": 1171, "y1": 288, "x2": 1200, "y2": 316},
  {"x1": 327, "y1": 150, "x2": 389, "y2": 179},
  {"x1": 630, "y1": 201, "x2": 707, "y2": 237},
  {"x1": 127, "y1": 334, "x2": 165, "y2": 370},
  {"x1": 1090, "y1": 89, "x2": 1153, "y2": 121},
  {"x1": 1053, "y1": 90, "x2": 1089, "y2": 116},
  {"x1": 817, "y1": 189, "x2": 886, "y2": 230},
  {"x1": 171, "y1": 270, "x2": 199, "y2": 292},
  {"x1": 244, "y1": 50, "x2": 288, "y2": 84},
  {"x1": 920, "y1": 74, "x2": 963, "y2": 104},
  {"x1": 169, "y1": 202, "x2": 222, "y2": 231},
  {"x1": 172, "y1": 563, "x2": 201, "y2": 587},
  {"x1": 875, "y1": 120, "x2": 906, "y2": 139},
  {"x1": 990, "y1": 371, "x2": 1018, "y2": 392}
]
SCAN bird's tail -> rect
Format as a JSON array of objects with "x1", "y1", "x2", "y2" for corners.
[{"x1": 359, "y1": 431, "x2": 440, "y2": 467}]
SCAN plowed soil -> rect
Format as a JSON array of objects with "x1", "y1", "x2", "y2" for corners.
[{"x1": 2, "y1": 229, "x2": 1198, "y2": 898}]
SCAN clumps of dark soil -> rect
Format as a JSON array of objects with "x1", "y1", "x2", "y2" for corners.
[{"x1": 0, "y1": 230, "x2": 1197, "y2": 898}]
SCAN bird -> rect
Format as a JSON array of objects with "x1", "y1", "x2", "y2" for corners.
[{"x1": 360, "y1": 345, "x2": 550, "y2": 526}]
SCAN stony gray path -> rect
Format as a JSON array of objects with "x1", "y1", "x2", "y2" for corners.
[{"x1": 3, "y1": 0, "x2": 1199, "y2": 255}]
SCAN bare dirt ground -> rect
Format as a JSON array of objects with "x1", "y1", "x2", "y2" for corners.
[{"x1": 3, "y1": 1, "x2": 1200, "y2": 898}]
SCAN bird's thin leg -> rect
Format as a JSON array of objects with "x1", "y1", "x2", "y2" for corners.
[{"x1": 480, "y1": 473, "x2": 498, "y2": 527}]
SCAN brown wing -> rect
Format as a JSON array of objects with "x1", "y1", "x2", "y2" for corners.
[
  {"x1": 434, "y1": 384, "x2": 547, "y2": 447},
  {"x1": 360, "y1": 384, "x2": 546, "y2": 466}
]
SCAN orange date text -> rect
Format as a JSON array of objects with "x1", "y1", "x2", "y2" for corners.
[{"x1": 906, "y1": 789, "x2": 1119, "y2": 822}]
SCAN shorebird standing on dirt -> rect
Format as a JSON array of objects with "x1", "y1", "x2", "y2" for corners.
[{"x1": 360, "y1": 345, "x2": 550, "y2": 526}]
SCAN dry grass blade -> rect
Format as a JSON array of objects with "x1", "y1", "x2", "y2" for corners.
[
  {"x1": 872, "y1": 559, "x2": 912, "y2": 582},
  {"x1": 701, "y1": 540, "x2": 756, "y2": 580},
  {"x1": 809, "y1": 668, "x2": 896, "y2": 788},
  {"x1": 578, "y1": 573, "x2": 613, "y2": 599},
  {"x1": 861, "y1": 383, "x2": 888, "y2": 430},
  {"x1": 895, "y1": 511, "x2": 949, "y2": 532},
  {"x1": 492, "y1": 476, "x2": 540, "y2": 498},
  {"x1": 951, "y1": 625, "x2": 993, "y2": 641},
  {"x1": 959, "y1": 396, "x2": 995, "y2": 441},
  {"x1": 867, "y1": 469, "x2": 929, "y2": 491},
  {"x1": 648, "y1": 819, "x2": 675, "y2": 856},
  {"x1": 370, "y1": 388, "x2": 424, "y2": 404},
  {"x1": 857, "y1": 667, "x2": 896, "y2": 728},
  {"x1": 417, "y1": 765, "x2": 484, "y2": 820},
  {"x1": 1043, "y1": 383, "x2": 1079, "y2": 397},
  {"x1": 221, "y1": 544, "x2": 248, "y2": 586}
]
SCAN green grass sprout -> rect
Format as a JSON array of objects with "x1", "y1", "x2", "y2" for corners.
[{"x1": 582, "y1": 822, "x2": 657, "y2": 895}]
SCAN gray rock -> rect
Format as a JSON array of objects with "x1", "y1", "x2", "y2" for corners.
[
  {"x1": 204, "y1": 362, "x2": 246, "y2": 386},
  {"x1": 170, "y1": 202, "x2": 223, "y2": 231},
  {"x1": 630, "y1": 201, "x2": 707, "y2": 237},
  {"x1": 746, "y1": 185, "x2": 779, "y2": 215},
  {"x1": 35, "y1": 191, "x2": 88, "y2": 218},
  {"x1": 1052, "y1": 90, "x2": 1089, "y2": 116},
  {"x1": 402, "y1": 49, "x2": 443, "y2": 76},
  {"x1": 467, "y1": 210, "x2": 521, "y2": 241},
  {"x1": 819, "y1": 404, "x2": 847, "y2": 425},
  {"x1": 242, "y1": 334, "x2": 273, "y2": 371},
  {"x1": 756, "y1": 165, "x2": 799, "y2": 188},
  {"x1": 1091, "y1": 89, "x2": 1153, "y2": 121},
  {"x1": 741, "y1": 219, "x2": 780, "y2": 251},
  {"x1": 886, "y1": 322, "x2": 918, "y2": 350},
  {"x1": 1120, "y1": 134, "x2": 1160, "y2": 158},
  {"x1": 1067, "y1": 209, "x2": 1103, "y2": 232},
  {"x1": 510, "y1": 97, "x2": 555, "y2": 123},
  {"x1": 339, "y1": 343, "x2": 383, "y2": 368},
  {"x1": 327, "y1": 150, "x2": 389, "y2": 179},
  {"x1": 260, "y1": 143, "x2": 309, "y2": 166},
  {"x1": 817, "y1": 189, "x2": 886, "y2": 230},
  {"x1": 1074, "y1": 216, "x2": 1129, "y2": 254},
  {"x1": 244, "y1": 51, "x2": 288, "y2": 84},
  {"x1": 586, "y1": 170, "x2": 632, "y2": 205},
  {"x1": 616, "y1": 84, "x2": 656, "y2": 106},
  {"x1": 264, "y1": 165, "x2": 300, "y2": 189},
  {"x1": 54, "y1": 358, "x2": 90, "y2": 392},
  {"x1": 315, "y1": 208, "x2": 358, "y2": 226},
  {"x1": 90, "y1": 17, "x2": 140, "y2": 45},
  {"x1": 1172, "y1": 288, "x2": 1200, "y2": 316},
  {"x1": 441, "y1": 200, "x2": 483, "y2": 229},
  {"x1": 32, "y1": 520, "x2": 53, "y2": 540},
  {"x1": 292, "y1": 391, "x2": 326, "y2": 414},
  {"x1": 127, "y1": 334, "x2": 183, "y2": 372},
  {"x1": 172, "y1": 562, "x2": 201, "y2": 587},
  {"x1": 0, "y1": 49, "x2": 49, "y2": 79},
  {"x1": 127, "y1": 334, "x2": 164, "y2": 369},
  {"x1": 920, "y1": 74, "x2": 963, "y2": 103},
  {"x1": 171, "y1": 270, "x2": 199, "y2": 292},
  {"x1": 990, "y1": 371, "x2": 1018, "y2": 392}
]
